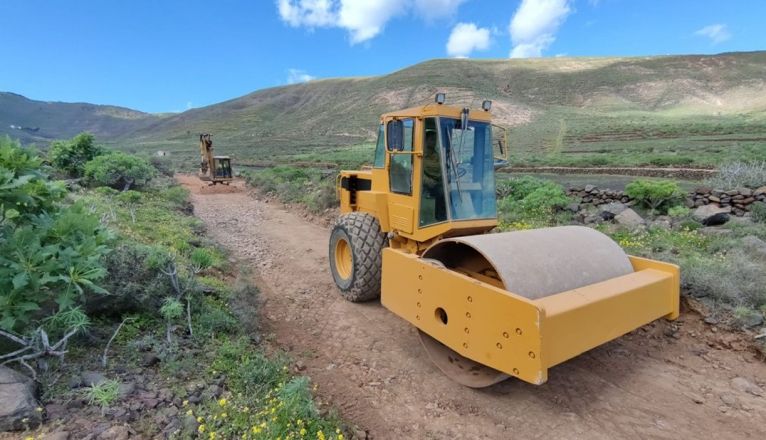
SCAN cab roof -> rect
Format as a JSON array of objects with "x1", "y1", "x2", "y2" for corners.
[{"x1": 380, "y1": 103, "x2": 493, "y2": 123}]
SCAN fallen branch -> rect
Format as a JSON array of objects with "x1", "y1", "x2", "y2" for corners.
[{"x1": 101, "y1": 317, "x2": 135, "y2": 368}]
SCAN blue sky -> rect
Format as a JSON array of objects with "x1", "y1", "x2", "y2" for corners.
[{"x1": 1, "y1": 0, "x2": 764, "y2": 113}]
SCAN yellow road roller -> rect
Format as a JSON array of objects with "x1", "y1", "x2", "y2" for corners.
[{"x1": 329, "y1": 94, "x2": 680, "y2": 387}]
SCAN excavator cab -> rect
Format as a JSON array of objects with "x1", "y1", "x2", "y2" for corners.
[
  {"x1": 329, "y1": 94, "x2": 680, "y2": 388},
  {"x1": 198, "y1": 134, "x2": 234, "y2": 185}
]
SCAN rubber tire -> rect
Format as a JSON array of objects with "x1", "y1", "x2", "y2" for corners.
[{"x1": 329, "y1": 213, "x2": 386, "y2": 302}]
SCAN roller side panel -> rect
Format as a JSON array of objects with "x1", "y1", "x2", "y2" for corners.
[{"x1": 381, "y1": 248, "x2": 548, "y2": 385}]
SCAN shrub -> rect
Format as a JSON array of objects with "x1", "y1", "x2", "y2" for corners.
[
  {"x1": 625, "y1": 179, "x2": 683, "y2": 213},
  {"x1": 0, "y1": 137, "x2": 66, "y2": 223},
  {"x1": 0, "y1": 202, "x2": 111, "y2": 330},
  {"x1": 667, "y1": 205, "x2": 690, "y2": 218},
  {"x1": 86, "y1": 379, "x2": 121, "y2": 410},
  {"x1": 681, "y1": 249, "x2": 766, "y2": 311},
  {"x1": 49, "y1": 132, "x2": 103, "y2": 177},
  {"x1": 705, "y1": 160, "x2": 766, "y2": 189},
  {"x1": 88, "y1": 243, "x2": 171, "y2": 317},
  {"x1": 648, "y1": 156, "x2": 694, "y2": 167},
  {"x1": 84, "y1": 152, "x2": 155, "y2": 191},
  {"x1": 752, "y1": 202, "x2": 766, "y2": 223},
  {"x1": 498, "y1": 176, "x2": 569, "y2": 223}
]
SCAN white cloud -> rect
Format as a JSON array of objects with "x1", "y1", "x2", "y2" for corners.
[
  {"x1": 338, "y1": 0, "x2": 404, "y2": 44},
  {"x1": 277, "y1": 0, "x2": 336, "y2": 27},
  {"x1": 286, "y1": 68, "x2": 316, "y2": 84},
  {"x1": 446, "y1": 22, "x2": 491, "y2": 58},
  {"x1": 694, "y1": 24, "x2": 731, "y2": 44},
  {"x1": 276, "y1": 0, "x2": 468, "y2": 44},
  {"x1": 509, "y1": 0, "x2": 572, "y2": 58}
]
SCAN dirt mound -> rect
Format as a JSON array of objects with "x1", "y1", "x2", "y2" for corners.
[{"x1": 175, "y1": 174, "x2": 245, "y2": 195}]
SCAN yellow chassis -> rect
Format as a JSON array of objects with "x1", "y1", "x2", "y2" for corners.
[{"x1": 381, "y1": 248, "x2": 680, "y2": 385}]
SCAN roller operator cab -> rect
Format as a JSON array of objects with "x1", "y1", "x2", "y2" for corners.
[{"x1": 329, "y1": 95, "x2": 680, "y2": 388}]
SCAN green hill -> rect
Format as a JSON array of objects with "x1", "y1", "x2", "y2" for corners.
[
  {"x1": 5, "y1": 51, "x2": 766, "y2": 168},
  {"x1": 124, "y1": 51, "x2": 766, "y2": 169},
  {"x1": 0, "y1": 92, "x2": 162, "y2": 145}
]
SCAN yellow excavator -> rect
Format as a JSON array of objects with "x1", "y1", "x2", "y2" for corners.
[
  {"x1": 328, "y1": 94, "x2": 680, "y2": 388},
  {"x1": 198, "y1": 134, "x2": 233, "y2": 185}
]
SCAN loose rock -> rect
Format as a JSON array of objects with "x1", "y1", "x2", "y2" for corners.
[
  {"x1": 0, "y1": 366, "x2": 41, "y2": 431},
  {"x1": 614, "y1": 208, "x2": 645, "y2": 227},
  {"x1": 731, "y1": 377, "x2": 764, "y2": 397}
]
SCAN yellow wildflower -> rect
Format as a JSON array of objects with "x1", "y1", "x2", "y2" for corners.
[
  {"x1": 218, "y1": 398, "x2": 228, "y2": 406},
  {"x1": 338, "y1": 436, "x2": 344, "y2": 440},
  {"x1": 197, "y1": 416, "x2": 205, "y2": 423},
  {"x1": 186, "y1": 409, "x2": 193, "y2": 416},
  {"x1": 198, "y1": 424, "x2": 206, "y2": 433},
  {"x1": 182, "y1": 400, "x2": 189, "y2": 406},
  {"x1": 317, "y1": 431, "x2": 326, "y2": 440},
  {"x1": 300, "y1": 428, "x2": 307, "y2": 436},
  {"x1": 221, "y1": 412, "x2": 227, "y2": 418}
]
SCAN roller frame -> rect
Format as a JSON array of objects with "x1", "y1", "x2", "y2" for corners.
[{"x1": 381, "y1": 248, "x2": 680, "y2": 385}]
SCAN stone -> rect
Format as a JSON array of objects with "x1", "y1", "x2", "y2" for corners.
[
  {"x1": 98, "y1": 425, "x2": 130, "y2": 440},
  {"x1": 695, "y1": 186, "x2": 712, "y2": 194},
  {"x1": 181, "y1": 415, "x2": 199, "y2": 435},
  {"x1": 737, "y1": 187, "x2": 753, "y2": 197},
  {"x1": 741, "y1": 197, "x2": 755, "y2": 204},
  {"x1": 599, "y1": 211, "x2": 616, "y2": 221},
  {"x1": 0, "y1": 366, "x2": 41, "y2": 432},
  {"x1": 693, "y1": 204, "x2": 731, "y2": 223},
  {"x1": 584, "y1": 214, "x2": 602, "y2": 224},
  {"x1": 702, "y1": 212, "x2": 730, "y2": 226},
  {"x1": 731, "y1": 377, "x2": 764, "y2": 397},
  {"x1": 754, "y1": 186, "x2": 766, "y2": 196},
  {"x1": 584, "y1": 184, "x2": 596, "y2": 193},
  {"x1": 614, "y1": 208, "x2": 645, "y2": 228},
  {"x1": 118, "y1": 382, "x2": 136, "y2": 398},
  {"x1": 725, "y1": 190, "x2": 739, "y2": 196},
  {"x1": 44, "y1": 403, "x2": 66, "y2": 421},
  {"x1": 565, "y1": 203, "x2": 580, "y2": 213},
  {"x1": 43, "y1": 432, "x2": 70, "y2": 440},
  {"x1": 81, "y1": 371, "x2": 107, "y2": 387},
  {"x1": 141, "y1": 352, "x2": 160, "y2": 367},
  {"x1": 600, "y1": 202, "x2": 627, "y2": 216}
]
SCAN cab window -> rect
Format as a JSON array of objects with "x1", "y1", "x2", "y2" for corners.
[
  {"x1": 388, "y1": 119, "x2": 414, "y2": 195},
  {"x1": 373, "y1": 123, "x2": 385, "y2": 168},
  {"x1": 419, "y1": 118, "x2": 447, "y2": 226}
]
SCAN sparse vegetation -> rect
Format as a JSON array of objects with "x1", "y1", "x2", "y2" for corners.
[
  {"x1": 705, "y1": 160, "x2": 766, "y2": 189},
  {"x1": 243, "y1": 166, "x2": 338, "y2": 214},
  {"x1": 86, "y1": 379, "x2": 121, "y2": 411}
]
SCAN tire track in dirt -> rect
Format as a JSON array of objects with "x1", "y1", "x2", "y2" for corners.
[{"x1": 179, "y1": 175, "x2": 766, "y2": 440}]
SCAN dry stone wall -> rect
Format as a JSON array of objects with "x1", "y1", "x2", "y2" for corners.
[{"x1": 567, "y1": 185, "x2": 766, "y2": 217}]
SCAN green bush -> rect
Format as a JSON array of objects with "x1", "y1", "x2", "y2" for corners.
[
  {"x1": 84, "y1": 151, "x2": 155, "y2": 191},
  {"x1": 49, "y1": 132, "x2": 103, "y2": 177},
  {"x1": 625, "y1": 179, "x2": 683, "y2": 213},
  {"x1": 0, "y1": 137, "x2": 66, "y2": 223},
  {"x1": 497, "y1": 176, "x2": 569, "y2": 223},
  {"x1": 0, "y1": 202, "x2": 112, "y2": 330},
  {"x1": 648, "y1": 156, "x2": 694, "y2": 167},
  {"x1": 667, "y1": 205, "x2": 690, "y2": 218},
  {"x1": 752, "y1": 201, "x2": 766, "y2": 223}
]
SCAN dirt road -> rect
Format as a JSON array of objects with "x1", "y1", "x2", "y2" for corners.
[{"x1": 178, "y1": 175, "x2": 766, "y2": 440}]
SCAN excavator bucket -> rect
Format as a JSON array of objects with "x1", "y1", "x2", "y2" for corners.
[{"x1": 380, "y1": 226, "x2": 679, "y2": 387}]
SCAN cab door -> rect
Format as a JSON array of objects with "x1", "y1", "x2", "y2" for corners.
[{"x1": 386, "y1": 118, "x2": 417, "y2": 234}]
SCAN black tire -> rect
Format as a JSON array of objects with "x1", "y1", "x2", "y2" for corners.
[{"x1": 329, "y1": 213, "x2": 386, "y2": 302}]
